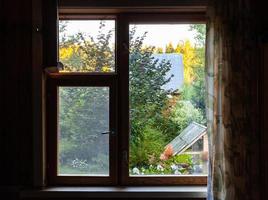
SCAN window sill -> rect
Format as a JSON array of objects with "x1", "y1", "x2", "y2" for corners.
[{"x1": 21, "y1": 186, "x2": 207, "y2": 199}]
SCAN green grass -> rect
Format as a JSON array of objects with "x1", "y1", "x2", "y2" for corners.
[
  {"x1": 59, "y1": 165, "x2": 109, "y2": 175},
  {"x1": 59, "y1": 165, "x2": 86, "y2": 174}
]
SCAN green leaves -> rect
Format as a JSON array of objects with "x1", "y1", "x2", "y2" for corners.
[
  {"x1": 129, "y1": 28, "x2": 172, "y2": 140},
  {"x1": 59, "y1": 21, "x2": 115, "y2": 72},
  {"x1": 58, "y1": 22, "x2": 207, "y2": 172}
]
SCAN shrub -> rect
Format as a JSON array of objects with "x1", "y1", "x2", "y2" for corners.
[
  {"x1": 166, "y1": 100, "x2": 204, "y2": 141},
  {"x1": 180, "y1": 67, "x2": 206, "y2": 120},
  {"x1": 130, "y1": 154, "x2": 194, "y2": 175},
  {"x1": 130, "y1": 126, "x2": 166, "y2": 168}
]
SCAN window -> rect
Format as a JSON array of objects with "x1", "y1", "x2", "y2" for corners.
[{"x1": 46, "y1": 11, "x2": 207, "y2": 186}]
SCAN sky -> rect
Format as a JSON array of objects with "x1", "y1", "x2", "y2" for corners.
[{"x1": 60, "y1": 20, "x2": 198, "y2": 49}]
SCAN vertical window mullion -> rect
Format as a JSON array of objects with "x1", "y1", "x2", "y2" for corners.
[{"x1": 117, "y1": 14, "x2": 130, "y2": 185}]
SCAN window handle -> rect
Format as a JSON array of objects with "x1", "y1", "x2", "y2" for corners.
[{"x1": 101, "y1": 130, "x2": 116, "y2": 135}]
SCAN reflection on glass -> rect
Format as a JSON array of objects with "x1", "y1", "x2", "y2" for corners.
[
  {"x1": 58, "y1": 87, "x2": 109, "y2": 176},
  {"x1": 129, "y1": 24, "x2": 208, "y2": 176},
  {"x1": 59, "y1": 20, "x2": 115, "y2": 72}
]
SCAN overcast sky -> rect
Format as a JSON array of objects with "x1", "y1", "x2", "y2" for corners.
[{"x1": 60, "y1": 20, "x2": 198, "y2": 49}]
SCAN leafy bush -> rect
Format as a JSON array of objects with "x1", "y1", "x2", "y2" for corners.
[
  {"x1": 58, "y1": 87, "x2": 109, "y2": 169},
  {"x1": 129, "y1": 27, "x2": 172, "y2": 141},
  {"x1": 130, "y1": 154, "x2": 194, "y2": 175},
  {"x1": 165, "y1": 154, "x2": 193, "y2": 166},
  {"x1": 130, "y1": 126, "x2": 166, "y2": 168},
  {"x1": 180, "y1": 67, "x2": 206, "y2": 119},
  {"x1": 158, "y1": 100, "x2": 204, "y2": 142}
]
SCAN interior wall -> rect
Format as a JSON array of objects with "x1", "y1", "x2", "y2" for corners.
[
  {"x1": 1, "y1": 0, "x2": 34, "y2": 199},
  {"x1": 261, "y1": 44, "x2": 268, "y2": 200},
  {"x1": 258, "y1": 0, "x2": 268, "y2": 199},
  {"x1": 1, "y1": 0, "x2": 33, "y2": 185}
]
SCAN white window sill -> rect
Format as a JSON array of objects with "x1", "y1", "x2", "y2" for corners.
[{"x1": 21, "y1": 186, "x2": 207, "y2": 199}]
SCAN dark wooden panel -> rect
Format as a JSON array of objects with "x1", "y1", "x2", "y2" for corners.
[
  {"x1": 22, "y1": 198, "x2": 205, "y2": 200},
  {"x1": 59, "y1": 0, "x2": 208, "y2": 8},
  {"x1": 1, "y1": 0, "x2": 34, "y2": 188},
  {"x1": 59, "y1": 0, "x2": 207, "y2": 15},
  {"x1": 32, "y1": 0, "x2": 45, "y2": 188},
  {"x1": 43, "y1": 0, "x2": 58, "y2": 67},
  {"x1": 261, "y1": 44, "x2": 268, "y2": 200},
  {"x1": 23, "y1": 198, "x2": 205, "y2": 200}
]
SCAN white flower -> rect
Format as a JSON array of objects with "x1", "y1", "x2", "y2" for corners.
[
  {"x1": 167, "y1": 94, "x2": 173, "y2": 99},
  {"x1": 174, "y1": 170, "x2": 182, "y2": 175},
  {"x1": 132, "y1": 167, "x2": 140, "y2": 175},
  {"x1": 170, "y1": 164, "x2": 178, "y2": 171},
  {"x1": 157, "y1": 164, "x2": 164, "y2": 171}
]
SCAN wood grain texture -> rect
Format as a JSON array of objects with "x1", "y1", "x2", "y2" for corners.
[
  {"x1": 59, "y1": 0, "x2": 208, "y2": 8},
  {"x1": 1, "y1": 0, "x2": 33, "y2": 188},
  {"x1": 260, "y1": 44, "x2": 268, "y2": 200},
  {"x1": 42, "y1": 0, "x2": 58, "y2": 67}
]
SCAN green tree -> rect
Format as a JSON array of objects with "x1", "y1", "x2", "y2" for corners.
[
  {"x1": 60, "y1": 21, "x2": 115, "y2": 72},
  {"x1": 129, "y1": 27, "x2": 172, "y2": 142},
  {"x1": 180, "y1": 24, "x2": 206, "y2": 119},
  {"x1": 180, "y1": 67, "x2": 206, "y2": 120},
  {"x1": 59, "y1": 22, "x2": 173, "y2": 168},
  {"x1": 59, "y1": 87, "x2": 109, "y2": 173},
  {"x1": 169, "y1": 100, "x2": 204, "y2": 140},
  {"x1": 155, "y1": 47, "x2": 164, "y2": 53},
  {"x1": 58, "y1": 22, "x2": 207, "y2": 169},
  {"x1": 189, "y1": 24, "x2": 206, "y2": 47},
  {"x1": 175, "y1": 40, "x2": 202, "y2": 83},
  {"x1": 165, "y1": 42, "x2": 175, "y2": 53}
]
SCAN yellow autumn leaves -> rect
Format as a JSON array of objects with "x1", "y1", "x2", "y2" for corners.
[
  {"x1": 169, "y1": 40, "x2": 204, "y2": 84},
  {"x1": 59, "y1": 39, "x2": 203, "y2": 79}
]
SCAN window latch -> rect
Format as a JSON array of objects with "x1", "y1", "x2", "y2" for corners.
[{"x1": 101, "y1": 130, "x2": 115, "y2": 135}]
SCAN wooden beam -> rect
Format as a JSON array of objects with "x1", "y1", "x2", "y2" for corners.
[
  {"x1": 59, "y1": 0, "x2": 207, "y2": 8},
  {"x1": 43, "y1": 0, "x2": 58, "y2": 67}
]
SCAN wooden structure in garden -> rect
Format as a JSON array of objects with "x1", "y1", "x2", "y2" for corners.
[{"x1": 166, "y1": 122, "x2": 207, "y2": 155}]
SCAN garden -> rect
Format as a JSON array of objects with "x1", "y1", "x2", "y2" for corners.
[{"x1": 58, "y1": 21, "x2": 207, "y2": 175}]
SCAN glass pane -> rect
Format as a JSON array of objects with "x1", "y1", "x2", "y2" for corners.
[
  {"x1": 58, "y1": 87, "x2": 110, "y2": 176},
  {"x1": 129, "y1": 24, "x2": 207, "y2": 176},
  {"x1": 59, "y1": 20, "x2": 115, "y2": 72}
]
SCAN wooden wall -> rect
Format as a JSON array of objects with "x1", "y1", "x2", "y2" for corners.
[
  {"x1": 258, "y1": 0, "x2": 268, "y2": 199},
  {"x1": 1, "y1": 0, "x2": 39, "y2": 199},
  {"x1": 1, "y1": 0, "x2": 34, "y2": 195},
  {"x1": 261, "y1": 44, "x2": 268, "y2": 200},
  {"x1": 0, "y1": 0, "x2": 267, "y2": 199}
]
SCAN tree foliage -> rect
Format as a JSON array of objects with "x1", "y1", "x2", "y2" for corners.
[
  {"x1": 59, "y1": 22, "x2": 173, "y2": 169},
  {"x1": 58, "y1": 22, "x2": 207, "y2": 170},
  {"x1": 59, "y1": 21, "x2": 115, "y2": 72},
  {"x1": 59, "y1": 87, "x2": 109, "y2": 173},
  {"x1": 155, "y1": 47, "x2": 164, "y2": 53},
  {"x1": 129, "y1": 27, "x2": 172, "y2": 142},
  {"x1": 175, "y1": 40, "x2": 203, "y2": 83},
  {"x1": 165, "y1": 42, "x2": 175, "y2": 53},
  {"x1": 189, "y1": 24, "x2": 206, "y2": 47}
]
